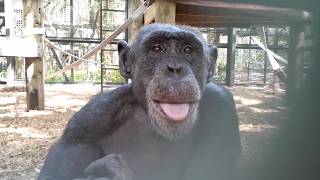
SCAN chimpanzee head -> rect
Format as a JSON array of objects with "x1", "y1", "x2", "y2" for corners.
[{"x1": 118, "y1": 24, "x2": 217, "y2": 140}]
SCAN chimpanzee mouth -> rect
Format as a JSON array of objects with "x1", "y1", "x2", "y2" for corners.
[{"x1": 151, "y1": 99, "x2": 198, "y2": 123}]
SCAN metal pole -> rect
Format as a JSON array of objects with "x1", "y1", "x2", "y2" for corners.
[
  {"x1": 100, "y1": 0, "x2": 103, "y2": 93},
  {"x1": 70, "y1": 0, "x2": 74, "y2": 82},
  {"x1": 248, "y1": 36, "x2": 251, "y2": 85},
  {"x1": 226, "y1": 27, "x2": 236, "y2": 87}
]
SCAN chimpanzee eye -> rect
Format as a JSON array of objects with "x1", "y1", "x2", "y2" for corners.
[
  {"x1": 151, "y1": 44, "x2": 164, "y2": 54},
  {"x1": 183, "y1": 46, "x2": 193, "y2": 54}
]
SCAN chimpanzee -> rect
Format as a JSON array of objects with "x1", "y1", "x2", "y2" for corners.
[{"x1": 38, "y1": 24, "x2": 241, "y2": 180}]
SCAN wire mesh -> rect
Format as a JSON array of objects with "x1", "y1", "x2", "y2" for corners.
[
  {"x1": 42, "y1": 0, "x2": 127, "y2": 84},
  {"x1": 198, "y1": 26, "x2": 289, "y2": 85}
]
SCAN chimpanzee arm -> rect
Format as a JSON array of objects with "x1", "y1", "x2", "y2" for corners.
[
  {"x1": 37, "y1": 85, "x2": 136, "y2": 180},
  {"x1": 185, "y1": 83, "x2": 241, "y2": 180}
]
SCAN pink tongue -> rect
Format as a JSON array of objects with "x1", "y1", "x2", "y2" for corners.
[{"x1": 159, "y1": 103, "x2": 190, "y2": 122}]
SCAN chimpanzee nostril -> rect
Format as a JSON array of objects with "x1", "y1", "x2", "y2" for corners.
[
  {"x1": 167, "y1": 65, "x2": 175, "y2": 73},
  {"x1": 167, "y1": 64, "x2": 182, "y2": 74},
  {"x1": 176, "y1": 67, "x2": 182, "y2": 73}
]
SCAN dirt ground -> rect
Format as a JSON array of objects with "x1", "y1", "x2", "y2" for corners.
[{"x1": 0, "y1": 83, "x2": 286, "y2": 180}]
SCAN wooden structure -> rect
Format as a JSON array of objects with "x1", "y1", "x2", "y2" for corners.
[
  {"x1": 129, "y1": 0, "x2": 312, "y2": 90},
  {"x1": 0, "y1": 0, "x2": 44, "y2": 110}
]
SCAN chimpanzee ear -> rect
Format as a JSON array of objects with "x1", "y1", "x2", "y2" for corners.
[
  {"x1": 209, "y1": 45, "x2": 218, "y2": 65},
  {"x1": 207, "y1": 45, "x2": 218, "y2": 82},
  {"x1": 118, "y1": 40, "x2": 132, "y2": 79}
]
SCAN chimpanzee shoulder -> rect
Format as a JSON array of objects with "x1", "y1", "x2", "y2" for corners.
[
  {"x1": 198, "y1": 83, "x2": 240, "y2": 148},
  {"x1": 60, "y1": 85, "x2": 137, "y2": 144},
  {"x1": 204, "y1": 83, "x2": 236, "y2": 106}
]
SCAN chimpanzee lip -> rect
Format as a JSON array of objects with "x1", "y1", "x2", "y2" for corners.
[
  {"x1": 151, "y1": 98, "x2": 199, "y2": 104},
  {"x1": 151, "y1": 99, "x2": 198, "y2": 122}
]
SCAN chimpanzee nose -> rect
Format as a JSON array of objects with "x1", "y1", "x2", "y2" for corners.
[
  {"x1": 167, "y1": 64, "x2": 182, "y2": 74},
  {"x1": 166, "y1": 63, "x2": 184, "y2": 79}
]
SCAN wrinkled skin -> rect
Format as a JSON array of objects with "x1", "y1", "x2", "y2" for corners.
[{"x1": 38, "y1": 24, "x2": 240, "y2": 180}]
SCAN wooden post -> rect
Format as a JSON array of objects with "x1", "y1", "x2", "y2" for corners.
[
  {"x1": 247, "y1": 37, "x2": 251, "y2": 84},
  {"x1": 263, "y1": 28, "x2": 269, "y2": 85},
  {"x1": 287, "y1": 25, "x2": 305, "y2": 104},
  {"x1": 144, "y1": 0, "x2": 176, "y2": 24},
  {"x1": 128, "y1": 0, "x2": 144, "y2": 43},
  {"x1": 256, "y1": 26, "x2": 268, "y2": 85},
  {"x1": 6, "y1": 57, "x2": 15, "y2": 85},
  {"x1": 226, "y1": 27, "x2": 236, "y2": 87},
  {"x1": 24, "y1": 0, "x2": 44, "y2": 110},
  {"x1": 154, "y1": 0, "x2": 176, "y2": 24}
]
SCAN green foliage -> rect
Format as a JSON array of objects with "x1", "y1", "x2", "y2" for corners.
[
  {"x1": 45, "y1": 72, "x2": 65, "y2": 83},
  {"x1": 74, "y1": 72, "x2": 87, "y2": 82},
  {"x1": 217, "y1": 62, "x2": 227, "y2": 73},
  {"x1": 91, "y1": 69, "x2": 102, "y2": 83},
  {"x1": 216, "y1": 62, "x2": 227, "y2": 83},
  {"x1": 105, "y1": 70, "x2": 124, "y2": 84},
  {"x1": 45, "y1": 69, "x2": 124, "y2": 84},
  {"x1": 0, "y1": 68, "x2": 7, "y2": 78}
]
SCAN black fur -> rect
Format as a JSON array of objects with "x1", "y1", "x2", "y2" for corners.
[{"x1": 38, "y1": 24, "x2": 240, "y2": 180}]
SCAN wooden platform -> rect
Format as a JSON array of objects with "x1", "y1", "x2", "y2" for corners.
[
  {"x1": 144, "y1": 0, "x2": 312, "y2": 27},
  {"x1": 0, "y1": 37, "x2": 42, "y2": 57}
]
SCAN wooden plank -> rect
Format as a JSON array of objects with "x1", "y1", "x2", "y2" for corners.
[
  {"x1": 128, "y1": 0, "x2": 144, "y2": 43},
  {"x1": 226, "y1": 28, "x2": 236, "y2": 87},
  {"x1": 153, "y1": 0, "x2": 176, "y2": 24},
  {"x1": 250, "y1": 34, "x2": 287, "y2": 83},
  {"x1": 144, "y1": 3, "x2": 156, "y2": 24},
  {"x1": 180, "y1": 22, "x2": 285, "y2": 28},
  {"x1": 176, "y1": 14, "x2": 284, "y2": 26},
  {"x1": 0, "y1": 38, "x2": 42, "y2": 57},
  {"x1": 250, "y1": 36, "x2": 288, "y2": 64},
  {"x1": 176, "y1": 14, "x2": 272, "y2": 21},
  {"x1": 174, "y1": 0, "x2": 311, "y2": 23},
  {"x1": 48, "y1": 47, "x2": 70, "y2": 83}
]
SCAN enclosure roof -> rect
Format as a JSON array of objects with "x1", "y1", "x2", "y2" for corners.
[{"x1": 172, "y1": 0, "x2": 312, "y2": 27}]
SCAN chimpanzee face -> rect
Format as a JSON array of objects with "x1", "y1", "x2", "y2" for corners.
[{"x1": 118, "y1": 24, "x2": 211, "y2": 140}]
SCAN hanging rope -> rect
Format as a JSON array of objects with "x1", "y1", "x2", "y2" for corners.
[{"x1": 44, "y1": 0, "x2": 149, "y2": 75}]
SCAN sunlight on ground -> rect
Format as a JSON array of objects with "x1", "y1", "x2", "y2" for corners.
[
  {"x1": 46, "y1": 95, "x2": 88, "y2": 109},
  {"x1": 0, "y1": 127, "x2": 50, "y2": 139},
  {"x1": 234, "y1": 96, "x2": 262, "y2": 105},
  {"x1": 0, "y1": 97, "x2": 17, "y2": 105},
  {"x1": 0, "y1": 110, "x2": 53, "y2": 118},
  {"x1": 240, "y1": 123, "x2": 278, "y2": 132}
]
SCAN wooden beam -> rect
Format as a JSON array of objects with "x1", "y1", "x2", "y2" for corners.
[
  {"x1": 152, "y1": 0, "x2": 176, "y2": 24},
  {"x1": 176, "y1": 14, "x2": 284, "y2": 26},
  {"x1": 250, "y1": 35, "x2": 287, "y2": 83},
  {"x1": 23, "y1": 0, "x2": 44, "y2": 111},
  {"x1": 175, "y1": 0, "x2": 311, "y2": 23},
  {"x1": 176, "y1": 14, "x2": 273, "y2": 21},
  {"x1": 0, "y1": 38, "x2": 42, "y2": 57},
  {"x1": 144, "y1": 3, "x2": 156, "y2": 24},
  {"x1": 48, "y1": 47, "x2": 70, "y2": 83},
  {"x1": 226, "y1": 28, "x2": 236, "y2": 87},
  {"x1": 180, "y1": 21, "x2": 286, "y2": 28}
]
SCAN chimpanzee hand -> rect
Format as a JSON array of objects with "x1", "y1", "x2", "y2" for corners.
[{"x1": 74, "y1": 154, "x2": 133, "y2": 180}]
